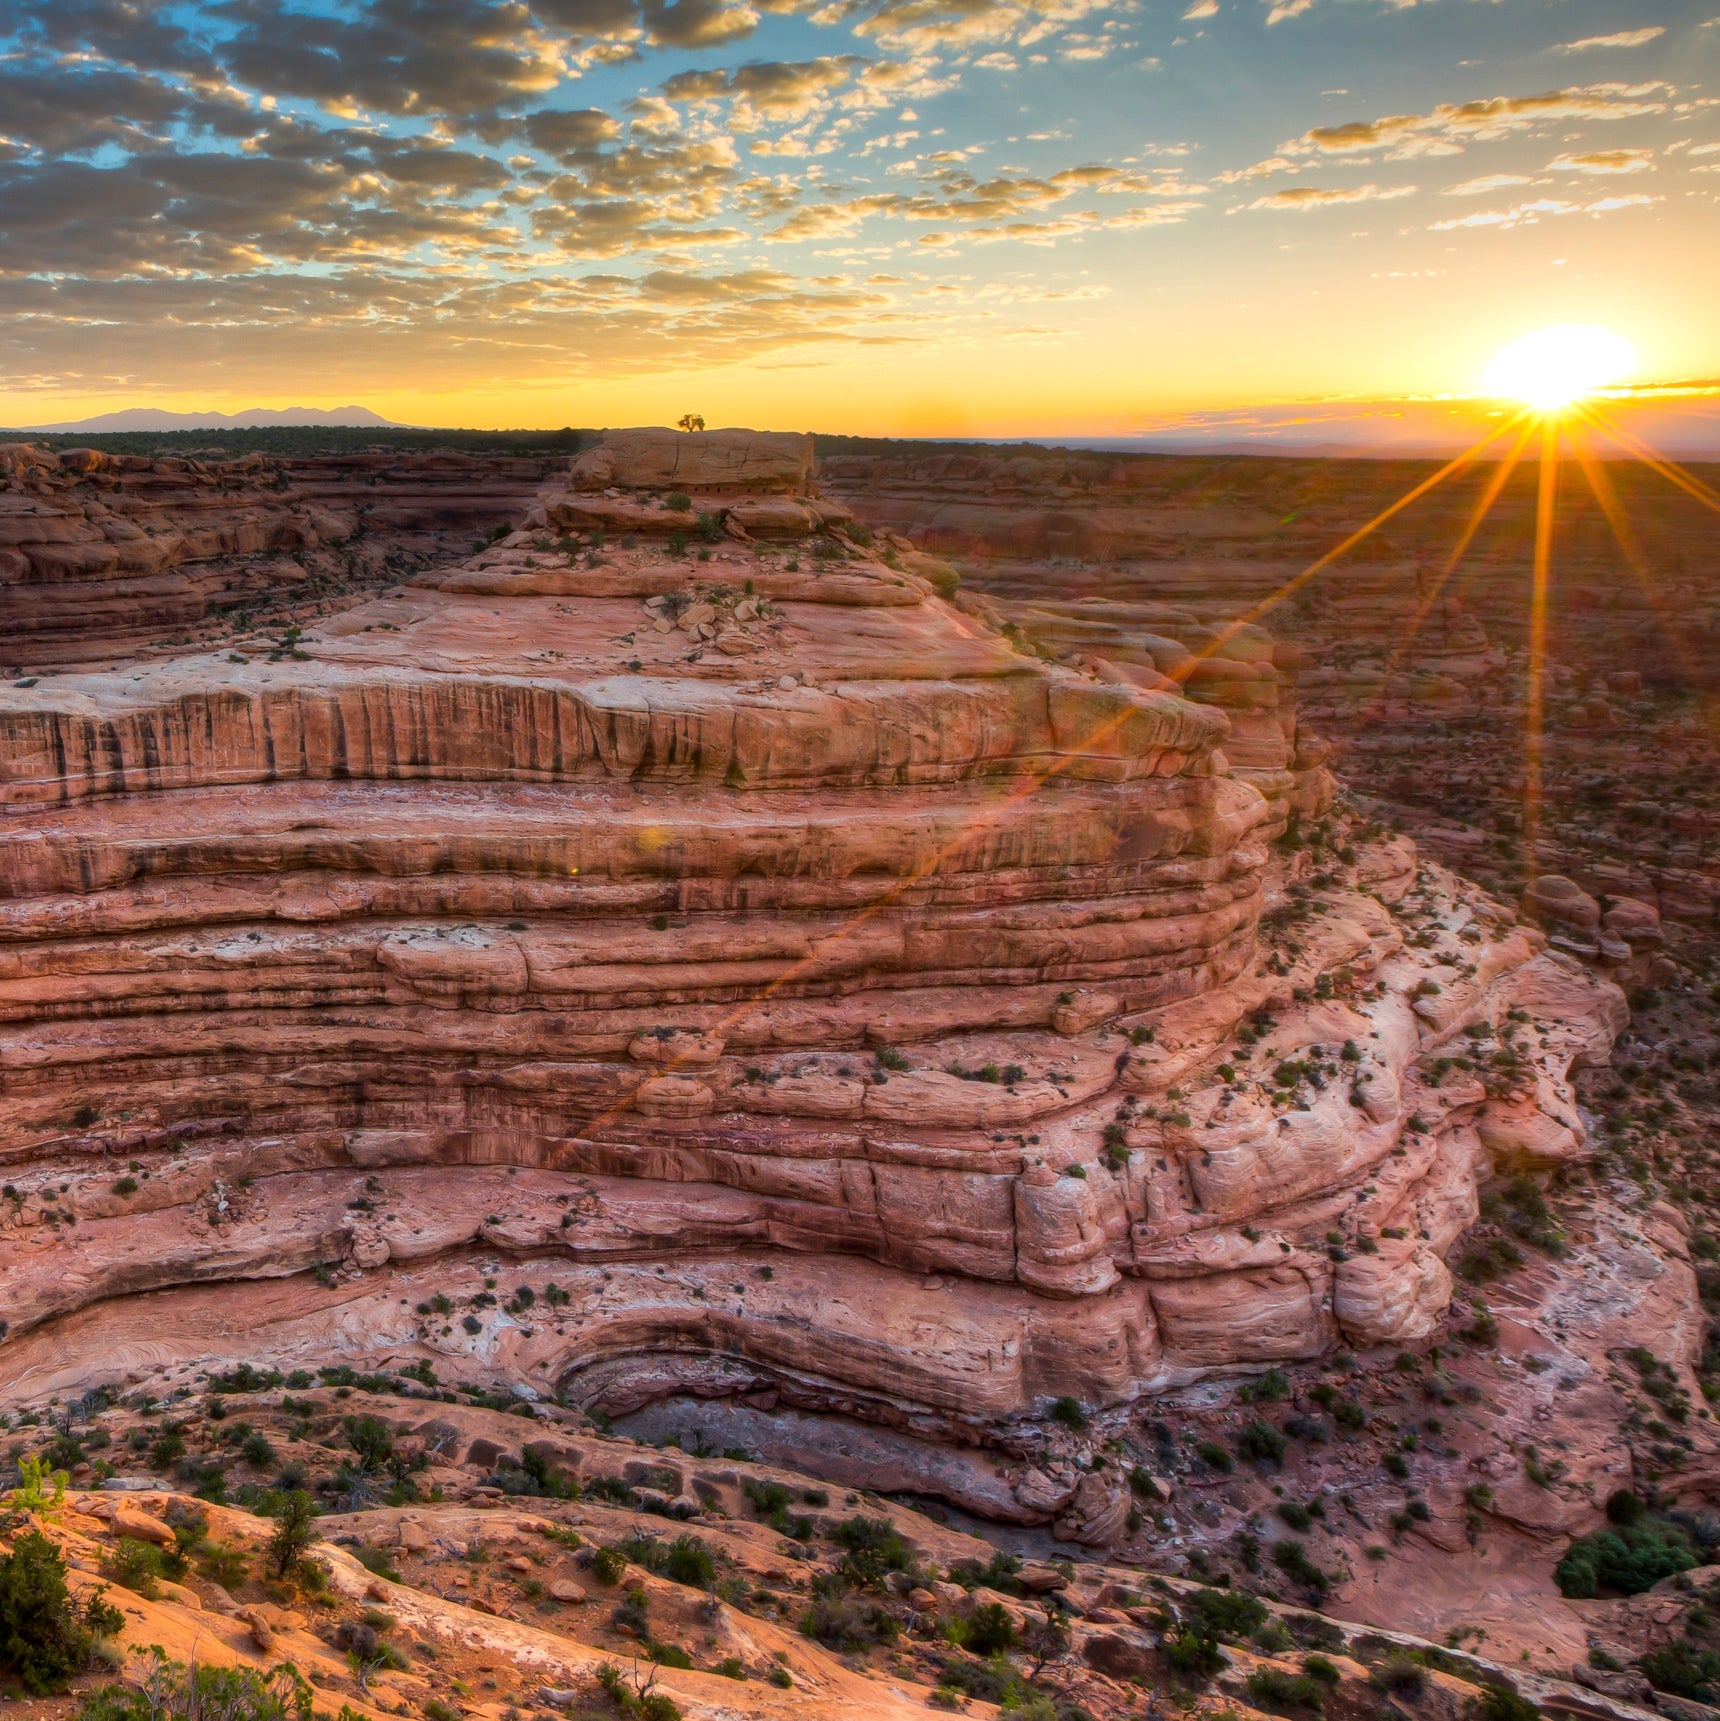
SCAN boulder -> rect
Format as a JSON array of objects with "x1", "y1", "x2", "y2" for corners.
[{"x1": 1522, "y1": 876, "x2": 1602, "y2": 935}]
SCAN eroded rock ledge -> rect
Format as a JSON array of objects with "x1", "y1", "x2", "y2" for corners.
[{"x1": 0, "y1": 430, "x2": 1625, "y2": 1530}]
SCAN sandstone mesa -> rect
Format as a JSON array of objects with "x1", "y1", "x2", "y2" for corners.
[{"x1": 0, "y1": 430, "x2": 1634, "y2": 1556}]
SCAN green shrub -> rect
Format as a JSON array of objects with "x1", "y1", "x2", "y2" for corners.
[
  {"x1": 75, "y1": 1659, "x2": 313, "y2": 1721},
  {"x1": 1372, "y1": 1654, "x2": 1427, "y2": 1694},
  {"x1": 1237, "y1": 1422, "x2": 1287, "y2": 1465},
  {"x1": 1191, "y1": 1587, "x2": 1268, "y2": 1642},
  {"x1": 1606, "y1": 1489, "x2": 1645, "y2": 1525},
  {"x1": 352, "y1": 1544, "x2": 400, "y2": 1584},
  {"x1": 614, "y1": 1585, "x2": 651, "y2": 1636},
  {"x1": 1048, "y1": 1397, "x2": 1089, "y2": 1430},
  {"x1": 592, "y1": 1545, "x2": 628, "y2": 1585},
  {"x1": 8, "y1": 1454, "x2": 68, "y2": 1515},
  {"x1": 800, "y1": 1582, "x2": 899, "y2": 1650},
  {"x1": 1638, "y1": 1642, "x2": 1720, "y2": 1702},
  {"x1": 945, "y1": 1550, "x2": 1023, "y2": 1595},
  {"x1": 664, "y1": 1536, "x2": 715, "y2": 1590},
  {"x1": 1272, "y1": 1541, "x2": 1330, "y2": 1597},
  {"x1": 1555, "y1": 1519, "x2": 1696, "y2": 1598},
  {"x1": 196, "y1": 1542, "x2": 250, "y2": 1592},
  {"x1": 0, "y1": 1531, "x2": 124, "y2": 1694},
  {"x1": 832, "y1": 1517, "x2": 909, "y2": 1587},
  {"x1": 957, "y1": 1602, "x2": 1016, "y2": 1655},
  {"x1": 742, "y1": 1477, "x2": 812, "y2": 1539},
  {"x1": 1476, "y1": 1686, "x2": 1541, "y2": 1721},
  {"x1": 1196, "y1": 1440, "x2": 1234, "y2": 1474},
  {"x1": 109, "y1": 1537, "x2": 186, "y2": 1598},
  {"x1": 1165, "y1": 1630, "x2": 1224, "y2": 1680},
  {"x1": 265, "y1": 1491, "x2": 319, "y2": 1579},
  {"x1": 1246, "y1": 1668, "x2": 1326, "y2": 1712}
]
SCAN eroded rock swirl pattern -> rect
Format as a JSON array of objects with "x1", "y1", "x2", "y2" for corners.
[{"x1": 0, "y1": 430, "x2": 1623, "y2": 1499}]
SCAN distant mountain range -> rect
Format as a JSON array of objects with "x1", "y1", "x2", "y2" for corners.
[{"x1": 13, "y1": 406, "x2": 401, "y2": 433}]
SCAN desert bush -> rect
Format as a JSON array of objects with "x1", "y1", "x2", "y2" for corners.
[
  {"x1": 1190, "y1": 1587, "x2": 1267, "y2": 1642},
  {"x1": 265, "y1": 1490, "x2": 319, "y2": 1579},
  {"x1": 76, "y1": 1658, "x2": 314, "y2": 1721},
  {"x1": 1639, "y1": 1642, "x2": 1720, "y2": 1702},
  {"x1": 1246, "y1": 1668, "x2": 1327, "y2": 1713},
  {"x1": 832, "y1": 1516, "x2": 910, "y2": 1587},
  {"x1": 1556, "y1": 1519, "x2": 1696, "y2": 1598},
  {"x1": 0, "y1": 1531, "x2": 125, "y2": 1694},
  {"x1": 1237, "y1": 1422, "x2": 1287, "y2": 1465}
]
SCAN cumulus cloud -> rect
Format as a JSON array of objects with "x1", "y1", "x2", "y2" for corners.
[
  {"x1": 217, "y1": 0, "x2": 572, "y2": 119},
  {"x1": 852, "y1": 0, "x2": 1114, "y2": 50},
  {"x1": 1182, "y1": 0, "x2": 1217, "y2": 16},
  {"x1": 518, "y1": 108, "x2": 623, "y2": 159},
  {"x1": 663, "y1": 55, "x2": 861, "y2": 126},
  {"x1": 639, "y1": 0, "x2": 760, "y2": 45}
]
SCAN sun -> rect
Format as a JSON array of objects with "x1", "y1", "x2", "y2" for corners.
[{"x1": 1481, "y1": 324, "x2": 1637, "y2": 414}]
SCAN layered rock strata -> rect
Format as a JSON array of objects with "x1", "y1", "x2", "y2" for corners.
[
  {"x1": 946, "y1": 589, "x2": 1336, "y2": 840},
  {"x1": 0, "y1": 441, "x2": 559, "y2": 669},
  {"x1": 0, "y1": 433, "x2": 1624, "y2": 1526}
]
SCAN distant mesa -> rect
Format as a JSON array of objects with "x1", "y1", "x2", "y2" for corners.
[{"x1": 10, "y1": 404, "x2": 402, "y2": 433}]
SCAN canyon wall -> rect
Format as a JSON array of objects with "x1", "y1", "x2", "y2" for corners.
[
  {"x1": 0, "y1": 441, "x2": 559, "y2": 669},
  {"x1": 0, "y1": 430, "x2": 1626, "y2": 1539}
]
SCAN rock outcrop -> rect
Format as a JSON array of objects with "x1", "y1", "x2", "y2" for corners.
[
  {"x1": 0, "y1": 432, "x2": 1625, "y2": 1528},
  {"x1": 535, "y1": 424, "x2": 850, "y2": 543}
]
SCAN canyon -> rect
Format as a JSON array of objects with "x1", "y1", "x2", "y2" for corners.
[{"x1": 3, "y1": 427, "x2": 1719, "y2": 1721}]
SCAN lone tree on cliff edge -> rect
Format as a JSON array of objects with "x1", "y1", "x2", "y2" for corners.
[{"x1": 677, "y1": 413, "x2": 705, "y2": 433}]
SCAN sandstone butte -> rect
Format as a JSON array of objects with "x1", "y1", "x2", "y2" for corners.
[{"x1": 0, "y1": 426, "x2": 1631, "y2": 1548}]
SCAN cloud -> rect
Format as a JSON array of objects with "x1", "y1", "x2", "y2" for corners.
[
  {"x1": 852, "y1": 0, "x2": 1113, "y2": 50},
  {"x1": 1182, "y1": 0, "x2": 1217, "y2": 16},
  {"x1": 1443, "y1": 172, "x2": 1534, "y2": 196},
  {"x1": 1555, "y1": 28, "x2": 1665, "y2": 53},
  {"x1": 663, "y1": 55, "x2": 861, "y2": 126},
  {"x1": 519, "y1": 108, "x2": 624, "y2": 160},
  {"x1": 0, "y1": 264, "x2": 901, "y2": 397},
  {"x1": 1243, "y1": 182, "x2": 1415, "y2": 210},
  {"x1": 639, "y1": 0, "x2": 761, "y2": 44},
  {"x1": 1548, "y1": 148, "x2": 1654, "y2": 174},
  {"x1": 1241, "y1": 81, "x2": 1677, "y2": 182},
  {"x1": 1429, "y1": 191, "x2": 1657, "y2": 229},
  {"x1": 0, "y1": 65, "x2": 255, "y2": 158},
  {"x1": 217, "y1": 0, "x2": 573, "y2": 119}
]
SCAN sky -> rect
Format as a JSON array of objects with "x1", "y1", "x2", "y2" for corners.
[{"x1": 0, "y1": 0, "x2": 1717, "y2": 434}]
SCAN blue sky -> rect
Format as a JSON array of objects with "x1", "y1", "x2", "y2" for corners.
[{"x1": 0, "y1": 0, "x2": 1715, "y2": 430}]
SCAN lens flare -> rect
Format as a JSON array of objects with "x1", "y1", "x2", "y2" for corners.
[{"x1": 1481, "y1": 325, "x2": 1636, "y2": 413}]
